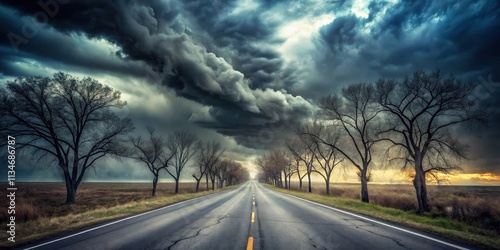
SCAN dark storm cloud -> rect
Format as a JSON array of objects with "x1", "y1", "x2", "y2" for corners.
[
  {"x1": 316, "y1": 0, "x2": 500, "y2": 88},
  {"x1": 320, "y1": 15, "x2": 359, "y2": 53},
  {"x1": 181, "y1": 0, "x2": 347, "y2": 97},
  {"x1": 377, "y1": 0, "x2": 499, "y2": 75},
  {"x1": 0, "y1": 6, "x2": 149, "y2": 79},
  {"x1": 313, "y1": 0, "x2": 500, "y2": 175},
  {"x1": 0, "y1": 0, "x2": 314, "y2": 145},
  {"x1": 180, "y1": 0, "x2": 299, "y2": 90}
]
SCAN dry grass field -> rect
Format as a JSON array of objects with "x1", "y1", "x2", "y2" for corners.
[
  {"x1": 1, "y1": 182, "x2": 205, "y2": 223},
  {"x1": 0, "y1": 182, "x2": 222, "y2": 247},
  {"x1": 290, "y1": 182, "x2": 500, "y2": 233}
]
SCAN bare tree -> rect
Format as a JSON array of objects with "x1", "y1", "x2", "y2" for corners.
[
  {"x1": 231, "y1": 163, "x2": 249, "y2": 184},
  {"x1": 288, "y1": 131, "x2": 316, "y2": 192},
  {"x1": 0, "y1": 73, "x2": 134, "y2": 204},
  {"x1": 305, "y1": 122, "x2": 343, "y2": 195},
  {"x1": 224, "y1": 161, "x2": 245, "y2": 186},
  {"x1": 375, "y1": 70, "x2": 485, "y2": 213},
  {"x1": 282, "y1": 151, "x2": 295, "y2": 189},
  {"x1": 214, "y1": 159, "x2": 229, "y2": 188},
  {"x1": 285, "y1": 137, "x2": 308, "y2": 190},
  {"x1": 165, "y1": 130, "x2": 199, "y2": 193},
  {"x1": 269, "y1": 148, "x2": 290, "y2": 189},
  {"x1": 213, "y1": 159, "x2": 244, "y2": 188},
  {"x1": 313, "y1": 82, "x2": 380, "y2": 203},
  {"x1": 207, "y1": 166, "x2": 218, "y2": 190},
  {"x1": 255, "y1": 153, "x2": 282, "y2": 186},
  {"x1": 213, "y1": 159, "x2": 246, "y2": 187},
  {"x1": 255, "y1": 154, "x2": 272, "y2": 184},
  {"x1": 193, "y1": 141, "x2": 224, "y2": 192},
  {"x1": 257, "y1": 147, "x2": 299, "y2": 189},
  {"x1": 128, "y1": 127, "x2": 172, "y2": 196}
]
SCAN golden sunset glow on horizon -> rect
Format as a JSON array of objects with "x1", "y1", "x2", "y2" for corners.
[
  {"x1": 444, "y1": 173, "x2": 500, "y2": 185},
  {"x1": 365, "y1": 170, "x2": 500, "y2": 185},
  {"x1": 248, "y1": 163, "x2": 500, "y2": 186}
]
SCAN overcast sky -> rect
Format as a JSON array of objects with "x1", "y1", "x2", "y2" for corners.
[{"x1": 1, "y1": 0, "x2": 499, "y2": 184}]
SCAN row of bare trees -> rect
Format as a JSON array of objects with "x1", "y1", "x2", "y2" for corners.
[
  {"x1": 128, "y1": 128, "x2": 248, "y2": 196},
  {"x1": 0, "y1": 72, "x2": 247, "y2": 204},
  {"x1": 128, "y1": 129, "x2": 194, "y2": 195},
  {"x1": 193, "y1": 141, "x2": 247, "y2": 192},
  {"x1": 257, "y1": 70, "x2": 485, "y2": 213},
  {"x1": 258, "y1": 123, "x2": 344, "y2": 196}
]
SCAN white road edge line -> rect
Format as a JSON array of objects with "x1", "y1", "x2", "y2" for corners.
[
  {"x1": 23, "y1": 183, "x2": 249, "y2": 250},
  {"x1": 267, "y1": 186, "x2": 469, "y2": 250}
]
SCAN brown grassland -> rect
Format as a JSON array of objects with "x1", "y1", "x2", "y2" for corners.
[
  {"x1": 290, "y1": 182, "x2": 500, "y2": 232},
  {"x1": 0, "y1": 182, "x2": 229, "y2": 248}
]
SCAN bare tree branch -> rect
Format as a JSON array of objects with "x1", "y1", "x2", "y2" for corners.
[{"x1": 0, "y1": 72, "x2": 134, "y2": 204}]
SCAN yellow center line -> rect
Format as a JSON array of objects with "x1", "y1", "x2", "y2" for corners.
[
  {"x1": 251, "y1": 212, "x2": 255, "y2": 222},
  {"x1": 246, "y1": 237, "x2": 254, "y2": 250},
  {"x1": 252, "y1": 201, "x2": 255, "y2": 206}
]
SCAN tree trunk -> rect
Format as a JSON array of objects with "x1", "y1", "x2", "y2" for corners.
[
  {"x1": 195, "y1": 178, "x2": 201, "y2": 193},
  {"x1": 152, "y1": 175, "x2": 158, "y2": 196},
  {"x1": 413, "y1": 165, "x2": 429, "y2": 213},
  {"x1": 299, "y1": 176, "x2": 303, "y2": 190},
  {"x1": 211, "y1": 177, "x2": 215, "y2": 190},
  {"x1": 325, "y1": 176, "x2": 330, "y2": 195},
  {"x1": 64, "y1": 172, "x2": 76, "y2": 205},
  {"x1": 283, "y1": 171, "x2": 288, "y2": 189},
  {"x1": 360, "y1": 170, "x2": 369, "y2": 203},
  {"x1": 280, "y1": 173, "x2": 284, "y2": 188},
  {"x1": 175, "y1": 179, "x2": 179, "y2": 194},
  {"x1": 307, "y1": 172, "x2": 312, "y2": 193},
  {"x1": 205, "y1": 173, "x2": 209, "y2": 191},
  {"x1": 325, "y1": 172, "x2": 332, "y2": 195}
]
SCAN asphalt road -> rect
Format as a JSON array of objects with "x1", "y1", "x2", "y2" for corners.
[{"x1": 21, "y1": 181, "x2": 478, "y2": 250}]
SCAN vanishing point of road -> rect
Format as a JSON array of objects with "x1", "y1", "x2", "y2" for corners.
[{"x1": 21, "y1": 181, "x2": 478, "y2": 250}]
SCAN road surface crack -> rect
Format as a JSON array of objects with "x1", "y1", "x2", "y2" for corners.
[
  {"x1": 309, "y1": 238, "x2": 319, "y2": 249},
  {"x1": 343, "y1": 219, "x2": 409, "y2": 249},
  {"x1": 164, "y1": 214, "x2": 230, "y2": 250},
  {"x1": 298, "y1": 229, "x2": 328, "y2": 250}
]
